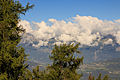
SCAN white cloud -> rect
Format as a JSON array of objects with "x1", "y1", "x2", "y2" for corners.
[
  {"x1": 32, "y1": 40, "x2": 48, "y2": 47},
  {"x1": 103, "y1": 38, "x2": 113, "y2": 45},
  {"x1": 54, "y1": 41, "x2": 63, "y2": 46},
  {"x1": 19, "y1": 15, "x2": 120, "y2": 47},
  {"x1": 114, "y1": 31, "x2": 120, "y2": 44},
  {"x1": 115, "y1": 19, "x2": 120, "y2": 23},
  {"x1": 18, "y1": 20, "x2": 33, "y2": 33},
  {"x1": 58, "y1": 34, "x2": 73, "y2": 42}
]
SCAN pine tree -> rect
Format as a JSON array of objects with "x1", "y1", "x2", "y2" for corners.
[
  {"x1": 43, "y1": 43, "x2": 84, "y2": 80},
  {"x1": 0, "y1": 0, "x2": 34, "y2": 79},
  {"x1": 88, "y1": 73, "x2": 111, "y2": 80}
]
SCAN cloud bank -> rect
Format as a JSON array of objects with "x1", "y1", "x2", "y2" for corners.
[{"x1": 19, "y1": 15, "x2": 120, "y2": 47}]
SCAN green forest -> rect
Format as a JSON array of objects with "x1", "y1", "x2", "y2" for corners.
[{"x1": 0, "y1": 0, "x2": 111, "y2": 80}]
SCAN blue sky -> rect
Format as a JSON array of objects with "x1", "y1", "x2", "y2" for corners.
[{"x1": 20, "y1": 0, "x2": 120, "y2": 22}]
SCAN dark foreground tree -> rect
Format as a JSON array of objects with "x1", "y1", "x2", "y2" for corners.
[
  {"x1": 88, "y1": 73, "x2": 110, "y2": 80},
  {"x1": 0, "y1": 0, "x2": 34, "y2": 79},
  {"x1": 31, "y1": 43, "x2": 111, "y2": 80},
  {"x1": 37, "y1": 43, "x2": 84, "y2": 80}
]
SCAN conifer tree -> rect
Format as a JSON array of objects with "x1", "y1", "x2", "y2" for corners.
[
  {"x1": 43, "y1": 43, "x2": 84, "y2": 80},
  {"x1": 0, "y1": 0, "x2": 34, "y2": 79},
  {"x1": 88, "y1": 73, "x2": 110, "y2": 80}
]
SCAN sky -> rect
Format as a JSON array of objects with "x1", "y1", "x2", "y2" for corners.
[{"x1": 19, "y1": 0, "x2": 120, "y2": 22}]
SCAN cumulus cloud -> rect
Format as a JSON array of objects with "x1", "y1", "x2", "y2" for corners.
[
  {"x1": 19, "y1": 15, "x2": 120, "y2": 47},
  {"x1": 18, "y1": 20, "x2": 33, "y2": 33}
]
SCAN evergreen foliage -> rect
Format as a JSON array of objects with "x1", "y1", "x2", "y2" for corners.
[
  {"x1": 0, "y1": 0, "x2": 34, "y2": 79},
  {"x1": 88, "y1": 73, "x2": 110, "y2": 80},
  {"x1": 30, "y1": 44, "x2": 111, "y2": 80},
  {"x1": 40, "y1": 43, "x2": 84, "y2": 80}
]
